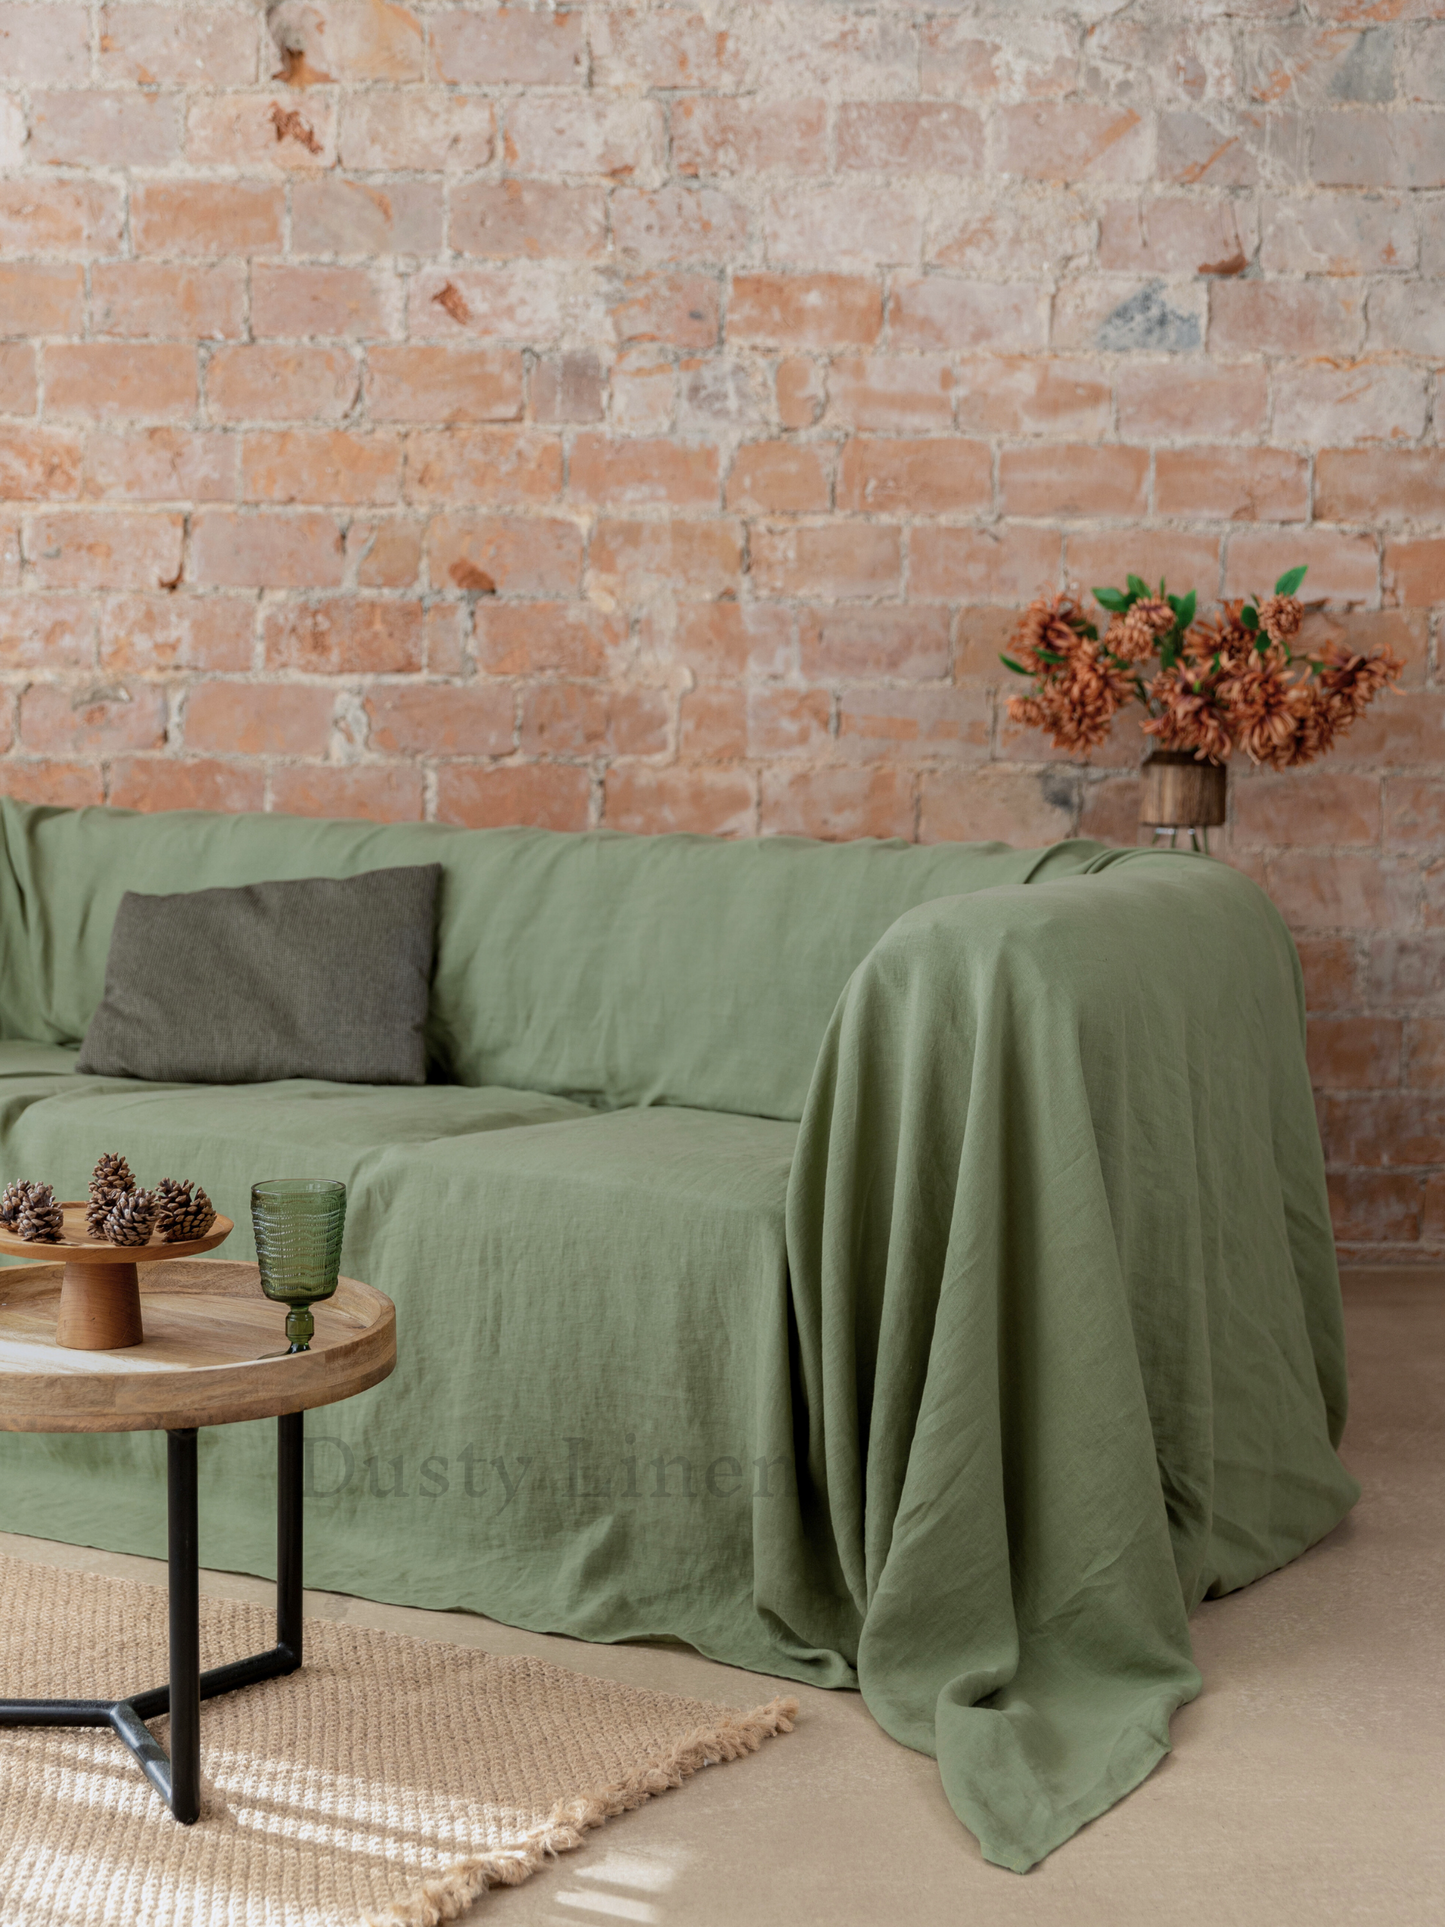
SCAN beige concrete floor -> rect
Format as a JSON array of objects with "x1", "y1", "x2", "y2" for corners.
[{"x1": 3, "y1": 1267, "x2": 1441, "y2": 1925}]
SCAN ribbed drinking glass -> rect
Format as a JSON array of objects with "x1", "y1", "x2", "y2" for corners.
[{"x1": 252, "y1": 1179, "x2": 346, "y2": 1353}]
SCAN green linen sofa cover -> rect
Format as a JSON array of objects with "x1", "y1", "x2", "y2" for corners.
[{"x1": 0, "y1": 799, "x2": 1357, "y2": 1874}]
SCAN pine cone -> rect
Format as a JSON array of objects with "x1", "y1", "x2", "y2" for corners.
[
  {"x1": 85, "y1": 1193, "x2": 117, "y2": 1238},
  {"x1": 0, "y1": 1179, "x2": 35, "y2": 1229},
  {"x1": 89, "y1": 1152, "x2": 135, "y2": 1201},
  {"x1": 155, "y1": 1180, "x2": 217, "y2": 1244},
  {"x1": 104, "y1": 1189, "x2": 158, "y2": 1247},
  {"x1": 17, "y1": 1183, "x2": 63, "y2": 1243}
]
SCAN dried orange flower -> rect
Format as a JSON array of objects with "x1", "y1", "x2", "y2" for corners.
[
  {"x1": 1258, "y1": 594, "x2": 1304, "y2": 645},
  {"x1": 1116, "y1": 597, "x2": 1175, "y2": 661}
]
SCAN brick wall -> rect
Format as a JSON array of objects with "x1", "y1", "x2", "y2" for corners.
[{"x1": 0, "y1": 1, "x2": 1440, "y2": 1256}]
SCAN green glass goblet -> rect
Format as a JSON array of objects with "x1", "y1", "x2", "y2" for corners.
[{"x1": 252, "y1": 1179, "x2": 347, "y2": 1354}]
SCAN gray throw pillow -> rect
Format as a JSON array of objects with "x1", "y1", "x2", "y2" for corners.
[{"x1": 75, "y1": 865, "x2": 442, "y2": 1085}]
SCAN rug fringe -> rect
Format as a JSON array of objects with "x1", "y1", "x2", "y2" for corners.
[{"x1": 362, "y1": 1695, "x2": 798, "y2": 1927}]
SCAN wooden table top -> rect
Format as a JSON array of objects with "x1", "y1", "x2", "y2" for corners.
[{"x1": 0, "y1": 1258, "x2": 396, "y2": 1434}]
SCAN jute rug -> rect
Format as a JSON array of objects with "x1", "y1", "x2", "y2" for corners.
[{"x1": 0, "y1": 1554, "x2": 796, "y2": 1927}]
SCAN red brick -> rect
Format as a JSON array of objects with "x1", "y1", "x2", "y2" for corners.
[
  {"x1": 99, "y1": 596, "x2": 253, "y2": 674},
  {"x1": 1339, "y1": 690, "x2": 1445, "y2": 765},
  {"x1": 0, "y1": 596, "x2": 93, "y2": 670},
  {"x1": 430, "y1": 5, "x2": 583, "y2": 84},
  {"x1": 1275, "y1": 363, "x2": 1427, "y2": 447},
  {"x1": 406, "y1": 429, "x2": 562, "y2": 506},
  {"x1": 742, "y1": 687, "x2": 830, "y2": 758},
  {"x1": 185, "y1": 93, "x2": 338, "y2": 170},
  {"x1": 1225, "y1": 528, "x2": 1377, "y2": 605},
  {"x1": 838, "y1": 686, "x2": 991, "y2": 763},
  {"x1": 759, "y1": 766, "x2": 914, "y2": 841},
  {"x1": 1, "y1": 3, "x2": 89, "y2": 82},
  {"x1": 26, "y1": 511, "x2": 184, "y2": 591},
  {"x1": 1077, "y1": 775, "x2": 1141, "y2": 846},
  {"x1": 827, "y1": 358, "x2": 955, "y2": 431},
  {"x1": 590, "y1": 5, "x2": 746, "y2": 89},
  {"x1": 1066, "y1": 532, "x2": 1221, "y2": 603},
  {"x1": 1233, "y1": 769, "x2": 1380, "y2": 848},
  {"x1": 0, "y1": 181, "x2": 123, "y2": 256},
  {"x1": 270, "y1": 762, "x2": 425, "y2": 823},
  {"x1": 242, "y1": 430, "x2": 402, "y2": 506},
  {"x1": 1115, "y1": 361, "x2": 1268, "y2": 439},
  {"x1": 953, "y1": 357, "x2": 1109, "y2": 439},
  {"x1": 604, "y1": 350, "x2": 674, "y2": 434},
  {"x1": 1267, "y1": 852, "x2": 1415, "y2": 932},
  {"x1": 837, "y1": 437, "x2": 990, "y2": 516},
  {"x1": 665, "y1": 603, "x2": 792, "y2": 678},
  {"x1": 609, "y1": 273, "x2": 719, "y2": 349},
  {"x1": 0, "y1": 344, "x2": 35, "y2": 415},
  {"x1": 19, "y1": 681, "x2": 168, "y2": 756},
  {"x1": 264, "y1": 600, "x2": 422, "y2": 673},
  {"x1": 1326, "y1": 1171, "x2": 1421, "y2": 1245},
  {"x1": 427, "y1": 514, "x2": 583, "y2": 597},
  {"x1": 605, "y1": 765, "x2": 753, "y2": 835},
  {"x1": 837, "y1": 103, "x2": 983, "y2": 172},
  {"x1": 1209, "y1": 280, "x2": 1364, "y2": 357},
  {"x1": 890, "y1": 276, "x2": 1046, "y2": 353},
  {"x1": 613, "y1": 187, "x2": 749, "y2": 263},
  {"x1": 1385, "y1": 778, "x2": 1445, "y2": 849},
  {"x1": 409, "y1": 265, "x2": 565, "y2": 342},
  {"x1": 727, "y1": 443, "x2": 830, "y2": 514},
  {"x1": 437, "y1": 762, "x2": 591, "y2": 831},
  {"x1": 1366, "y1": 283, "x2": 1445, "y2": 358},
  {"x1": 290, "y1": 179, "x2": 443, "y2": 256},
  {"x1": 1307, "y1": 1017, "x2": 1402, "y2": 1091},
  {"x1": 475, "y1": 602, "x2": 623, "y2": 676},
  {"x1": 727, "y1": 273, "x2": 881, "y2": 350},
  {"x1": 269, "y1": 0, "x2": 423, "y2": 82},
  {"x1": 83, "y1": 429, "x2": 232, "y2": 504},
  {"x1": 92, "y1": 264, "x2": 246, "y2": 342},
  {"x1": 207, "y1": 346, "x2": 359, "y2": 425},
  {"x1": 338, "y1": 90, "x2": 494, "y2": 171},
  {"x1": 1406, "y1": 1020, "x2": 1445, "y2": 1091},
  {"x1": 1155, "y1": 446, "x2": 1308, "y2": 522},
  {"x1": 1260, "y1": 194, "x2": 1416, "y2": 274},
  {"x1": 347, "y1": 515, "x2": 422, "y2": 588},
  {"x1": 1312, "y1": 110, "x2": 1445, "y2": 190},
  {"x1": 0, "y1": 761, "x2": 102, "y2": 808},
  {"x1": 365, "y1": 682, "x2": 513, "y2": 757},
  {"x1": 764, "y1": 187, "x2": 924, "y2": 269},
  {"x1": 46, "y1": 346, "x2": 196, "y2": 424},
  {"x1": 184, "y1": 680, "x2": 335, "y2": 755},
  {"x1": 30, "y1": 89, "x2": 180, "y2": 167},
  {"x1": 752, "y1": 523, "x2": 900, "y2": 600},
  {"x1": 0, "y1": 265, "x2": 84, "y2": 338},
  {"x1": 1297, "y1": 936, "x2": 1359, "y2": 1010},
  {"x1": 191, "y1": 511, "x2": 344, "y2": 589},
  {"x1": 1098, "y1": 197, "x2": 1256, "y2": 275},
  {"x1": 0, "y1": 427, "x2": 82, "y2": 501},
  {"x1": 530, "y1": 353, "x2": 605, "y2": 425},
  {"x1": 109, "y1": 758, "x2": 266, "y2": 815},
  {"x1": 1321, "y1": 1093, "x2": 1445, "y2": 1169},
  {"x1": 678, "y1": 687, "x2": 746, "y2": 760},
  {"x1": 920, "y1": 19, "x2": 1076, "y2": 99},
  {"x1": 519, "y1": 682, "x2": 670, "y2": 757},
  {"x1": 132, "y1": 183, "x2": 285, "y2": 258},
  {"x1": 952, "y1": 606, "x2": 1023, "y2": 679},
  {"x1": 569, "y1": 435, "x2": 718, "y2": 511},
  {"x1": 1318, "y1": 451, "x2": 1445, "y2": 527},
  {"x1": 776, "y1": 358, "x2": 826, "y2": 430},
  {"x1": 1298, "y1": 609, "x2": 1426, "y2": 688},
  {"x1": 0, "y1": 516, "x2": 15, "y2": 591},
  {"x1": 251, "y1": 266, "x2": 396, "y2": 339},
  {"x1": 587, "y1": 519, "x2": 741, "y2": 601},
  {"x1": 795, "y1": 607, "x2": 946, "y2": 682},
  {"x1": 98, "y1": 4, "x2": 257, "y2": 85},
  {"x1": 450, "y1": 182, "x2": 606, "y2": 260},
  {"x1": 505, "y1": 97, "x2": 665, "y2": 180},
  {"x1": 911, "y1": 525, "x2": 1063, "y2": 604},
  {"x1": 999, "y1": 444, "x2": 1148, "y2": 519},
  {"x1": 366, "y1": 348, "x2": 524, "y2": 424},
  {"x1": 672, "y1": 99, "x2": 827, "y2": 178},
  {"x1": 1386, "y1": 539, "x2": 1445, "y2": 606},
  {"x1": 920, "y1": 766, "x2": 1074, "y2": 845},
  {"x1": 992, "y1": 102, "x2": 1150, "y2": 182}
]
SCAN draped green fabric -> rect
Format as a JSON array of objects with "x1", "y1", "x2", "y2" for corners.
[{"x1": 0, "y1": 803, "x2": 1356, "y2": 1870}]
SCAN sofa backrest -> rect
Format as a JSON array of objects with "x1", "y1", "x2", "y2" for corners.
[{"x1": 0, "y1": 799, "x2": 1107, "y2": 1120}]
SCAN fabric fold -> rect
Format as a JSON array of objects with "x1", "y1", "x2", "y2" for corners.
[{"x1": 764, "y1": 850, "x2": 1358, "y2": 1870}]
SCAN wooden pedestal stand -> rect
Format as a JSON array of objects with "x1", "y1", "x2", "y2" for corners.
[{"x1": 0, "y1": 1203, "x2": 233, "y2": 1351}]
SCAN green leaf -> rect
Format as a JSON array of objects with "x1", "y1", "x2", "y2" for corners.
[
  {"x1": 999, "y1": 655, "x2": 1030, "y2": 677},
  {"x1": 1160, "y1": 638, "x2": 1179, "y2": 671},
  {"x1": 1080, "y1": 621, "x2": 1099, "y2": 641},
  {"x1": 1274, "y1": 564, "x2": 1307, "y2": 596},
  {"x1": 1176, "y1": 589, "x2": 1197, "y2": 630},
  {"x1": 1036, "y1": 647, "x2": 1065, "y2": 665},
  {"x1": 1240, "y1": 604, "x2": 1260, "y2": 631},
  {"x1": 1126, "y1": 573, "x2": 1151, "y2": 600},
  {"x1": 1092, "y1": 586, "x2": 1129, "y2": 612}
]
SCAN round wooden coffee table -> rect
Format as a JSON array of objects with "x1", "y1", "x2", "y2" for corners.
[{"x1": 0, "y1": 1257, "x2": 396, "y2": 1824}]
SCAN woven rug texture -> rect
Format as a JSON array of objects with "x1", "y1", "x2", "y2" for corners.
[{"x1": 0, "y1": 1554, "x2": 795, "y2": 1927}]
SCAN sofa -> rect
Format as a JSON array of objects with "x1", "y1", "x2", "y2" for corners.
[{"x1": 0, "y1": 797, "x2": 1357, "y2": 1871}]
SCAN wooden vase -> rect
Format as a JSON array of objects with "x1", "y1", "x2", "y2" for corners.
[{"x1": 1139, "y1": 750, "x2": 1227, "y2": 830}]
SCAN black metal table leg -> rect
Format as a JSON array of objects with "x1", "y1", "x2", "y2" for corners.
[{"x1": 0, "y1": 1409, "x2": 306, "y2": 1823}]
